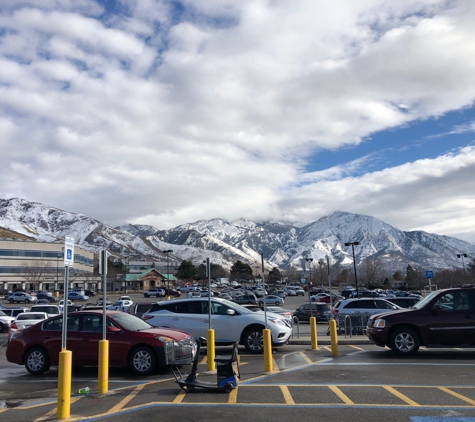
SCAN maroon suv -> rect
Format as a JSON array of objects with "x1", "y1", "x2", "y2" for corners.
[{"x1": 366, "y1": 286, "x2": 475, "y2": 356}]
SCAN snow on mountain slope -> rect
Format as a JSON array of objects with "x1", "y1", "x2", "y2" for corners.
[{"x1": 1, "y1": 198, "x2": 474, "y2": 271}]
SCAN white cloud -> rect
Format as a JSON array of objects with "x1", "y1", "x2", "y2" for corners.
[{"x1": 0, "y1": 0, "x2": 475, "y2": 243}]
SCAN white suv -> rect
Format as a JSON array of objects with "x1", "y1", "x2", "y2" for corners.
[
  {"x1": 142, "y1": 297, "x2": 292, "y2": 354},
  {"x1": 7, "y1": 292, "x2": 37, "y2": 304}
]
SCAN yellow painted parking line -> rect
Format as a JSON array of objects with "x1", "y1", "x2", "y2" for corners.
[
  {"x1": 228, "y1": 387, "x2": 238, "y2": 404},
  {"x1": 34, "y1": 397, "x2": 81, "y2": 422},
  {"x1": 173, "y1": 389, "x2": 187, "y2": 403},
  {"x1": 280, "y1": 386, "x2": 295, "y2": 405},
  {"x1": 273, "y1": 359, "x2": 280, "y2": 371},
  {"x1": 328, "y1": 386, "x2": 354, "y2": 405},
  {"x1": 383, "y1": 386, "x2": 420, "y2": 406},
  {"x1": 438, "y1": 387, "x2": 475, "y2": 405},
  {"x1": 200, "y1": 355, "x2": 207, "y2": 364},
  {"x1": 323, "y1": 346, "x2": 332, "y2": 352},
  {"x1": 108, "y1": 384, "x2": 145, "y2": 413},
  {"x1": 350, "y1": 345, "x2": 364, "y2": 351},
  {"x1": 299, "y1": 351, "x2": 313, "y2": 364}
]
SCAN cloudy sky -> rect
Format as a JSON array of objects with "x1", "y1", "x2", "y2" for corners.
[{"x1": 1, "y1": 0, "x2": 475, "y2": 243}]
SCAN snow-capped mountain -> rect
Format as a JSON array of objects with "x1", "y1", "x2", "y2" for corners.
[{"x1": 0, "y1": 197, "x2": 474, "y2": 272}]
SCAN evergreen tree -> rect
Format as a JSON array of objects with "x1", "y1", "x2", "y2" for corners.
[
  {"x1": 268, "y1": 267, "x2": 282, "y2": 283},
  {"x1": 230, "y1": 260, "x2": 253, "y2": 280},
  {"x1": 176, "y1": 260, "x2": 196, "y2": 280}
]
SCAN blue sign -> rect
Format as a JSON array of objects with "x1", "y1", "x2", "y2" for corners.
[{"x1": 425, "y1": 270, "x2": 434, "y2": 279}]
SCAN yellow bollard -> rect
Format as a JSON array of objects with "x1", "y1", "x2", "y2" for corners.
[
  {"x1": 329, "y1": 319, "x2": 339, "y2": 356},
  {"x1": 98, "y1": 340, "x2": 109, "y2": 394},
  {"x1": 207, "y1": 328, "x2": 216, "y2": 371},
  {"x1": 263, "y1": 328, "x2": 273, "y2": 372},
  {"x1": 57, "y1": 350, "x2": 72, "y2": 420},
  {"x1": 309, "y1": 316, "x2": 318, "y2": 349}
]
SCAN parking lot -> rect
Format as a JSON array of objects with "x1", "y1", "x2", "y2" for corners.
[{"x1": 2, "y1": 293, "x2": 475, "y2": 421}]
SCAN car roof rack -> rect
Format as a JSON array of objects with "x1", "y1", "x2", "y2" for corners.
[{"x1": 458, "y1": 284, "x2": 475, "y2": 288}]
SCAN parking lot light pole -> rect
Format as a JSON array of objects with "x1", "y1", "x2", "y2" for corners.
[
  {"x1": 163, "y1": 250, "x2": 172, "y2": 299},
  {"x1": 457, "y1": 253, "x2": 468, "y2": 283},
  {"x1": 345, "y1": 242, "x2": 360, "y2": 298}
]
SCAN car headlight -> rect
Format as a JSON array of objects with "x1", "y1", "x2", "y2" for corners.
[
  {"x1": 373, "y1": 318, "x2": 386, "y2": 329},
  {"x1": 268, "y1": 317, "x2": 286, "y2": 326}
]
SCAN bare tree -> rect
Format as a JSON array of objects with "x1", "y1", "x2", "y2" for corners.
[
  {"x1": 17, "y1": 260, "x2": 53, "y2": 291},
  {"x1": 359, "y1": 257, "x2": 387, "y2": 287}
]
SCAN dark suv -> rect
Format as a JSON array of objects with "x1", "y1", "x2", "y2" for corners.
[
  {"x1": 293, "y1": 303, "x2": 331, "y2": 322},
  {"x1": 366, "y1": 286, "x2": 475, "y2": 356}
]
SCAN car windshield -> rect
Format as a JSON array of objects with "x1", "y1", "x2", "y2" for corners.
[
  {"x1": 411, "y1": 290, "x2": 439, "y2": 309},
  {"x1": 0, "y1": 311, "x2": 6, "y2": 316},
  {"x1": 109, "y1": 312, "x2": 153, "y2": 331}
]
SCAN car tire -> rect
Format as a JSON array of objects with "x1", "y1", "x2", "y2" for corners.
[
  {"x1": 389, "y1": 327, "x2": 420, "y2": 356},
  {"x1": 25, "y1": 347, "x2": 50, "y2": 375},
  {"x1": 129, "y1": 346, "x2": 156, "y2": 375},
  {"x1": 25, "y1": 299, "x2": 30, "y2": 303},
  {"x1": 0, "y1": 322, "x2": 4, "y2": 333},
  {"x1": 144, "y1": 294, "x2": 149, "y2": 298},
  {"x1": 275, "y1": 301, "x2": 280, "y2": 305},
  {"x1": 9, "y1": 299, "x2": 14, "y2": 304},
  {"x1": 243, "y1": 327, "x2": 265, "y2": 354}
]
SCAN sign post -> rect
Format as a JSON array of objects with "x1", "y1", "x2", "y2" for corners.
[
  {"x1": 57, "y1": 236, "x2": 74, "y2": 419},
  {"x1": 98, "y1": 249, "x2": 109, "y2": 394}
]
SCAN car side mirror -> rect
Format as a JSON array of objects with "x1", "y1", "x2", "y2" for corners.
[
  {"x1": 431, "y1": 303, "x2": 441, "y2": 313},
  {"x1": 227, "y1": 309, "x2": 236, "y2": 315}
]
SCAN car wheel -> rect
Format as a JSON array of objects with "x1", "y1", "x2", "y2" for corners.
[
  {"x1": 25, "y1": 347, "x2": 50, "y2": 375},
  {"x1": 389, "y1": 327, "x2": 420, "y2": 356},
  {"x1": 25, "y1": 299, "x2": 30, "y2": 303},
  {"x1": 243, "y1": 327, "x2": 265, "y2": 354},
  {"x1": 0, "y1": 322, "x2": 4, "y2": 333},
  {"x1": 144, "y1": 294, "x2": 149, "y2": 298},
  {"x1": 9, "y1": 299, "x2": 14, "y2": 303},
  {"x1": 275, "y1": 301, "x2": 280, "y2": 305},
  {"x1": 129, "y1": 346, "x2": 156, "y2": 375}
]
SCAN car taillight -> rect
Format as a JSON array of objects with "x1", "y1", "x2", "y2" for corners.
[
  {"x1": 10, "y1": 322, "x2": 18, "y2": 329},
  {"x1": 316, "y1": 311, "x2": 320, "y2": 316},
  {"x1": 333, "y1": 309, "x2": 339, "y2": 314}
]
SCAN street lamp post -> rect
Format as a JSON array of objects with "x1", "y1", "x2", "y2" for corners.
[
  {"x1": 318, "y1": 259, "x2": 324, "y2": 287},
  {"x1": 457, "y1": 253, "x2": 468, "y2": 283},
  {"x1": 163, "y1": 250, "x2": 172, "y2": 295},
  {"x1": 345, "y1": 241, "x2": 360, "y2": 298}
]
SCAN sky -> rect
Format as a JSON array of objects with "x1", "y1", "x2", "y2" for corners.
[{"x1": 1, "y1": 0, "x2": 475, "y2": 244}]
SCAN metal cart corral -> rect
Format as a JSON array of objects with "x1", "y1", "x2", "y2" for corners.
[{"x1": 326, "y1": 312, "x2": 373, "y2": 337}]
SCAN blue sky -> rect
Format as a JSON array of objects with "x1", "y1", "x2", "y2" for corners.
[{"x1": 0, "y1": 0, "x2": 475, "y2": 245}]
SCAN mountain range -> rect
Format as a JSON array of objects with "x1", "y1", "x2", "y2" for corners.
[{"x1": 0, "y1": 197, "x2": 474, "y2": 273}]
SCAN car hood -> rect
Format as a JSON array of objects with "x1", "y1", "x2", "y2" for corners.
[
  {"x1": 144, "y1": 326, "x2": 194, "y2": 340},
  {"x1": 368, "y1": 308, "x2": 413, "y2": 321}
]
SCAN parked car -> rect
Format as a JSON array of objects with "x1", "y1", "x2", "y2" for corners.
[
  {"x1": 7, "y1": 292, "x2": 37, "y2": 304},
  {"x1": 384, "y1": 297, "x2": 421, "y2": 309},
  {"x1": 293, "y1": 303, "x2": 331, "y2": 322},
  {"x1": 68, "y1": 292, "x2": 89, "y2": 301},
  {"x1": 96, "y1": 297, "x2": 112, "y2": 306},
  {"x1": 8, "y1": 312, "x2": 49, "y2": 342},
  {"x1": 0, "y1": 306, "x2": 28, "y2": 318},
  {"x1": 331, "y1": 298, "x2": 402, "y2": 317},
  {"x1": 163, "y1": 288, "x2": 181, "y2": 297},
  {"x1": 30, "y1": 304, "x2": 61, "y2": 318},
  {"x1": 143, "y1": 288, "x2": 165, "y2": 298},
  {"x1": 142, "y1": 297, "x2": 292, "y2": 354},
  {"x1": 187, "y1": 291, "x2": 201, "y2": 298},
  {"x1": 0, "y1": 310, "x2": 16, "y2": 333},
  {"x1": 36, "y1": 292, "x2": 57, "y2": 303},
  {"x1": 85, "y1": 290, "x2": 96, "y2": 297},
  {"x1": 127, "y1": 302, "x2": 154, "y2": 319},
  {"x1": 264, "y1": 306, "x2": 293, "y2": 323},
  {"x1": 258, "y1": 295, "x2": 284, "y2": 306},
  {"x1": 367, "y1": 286, "x2": 475, "y2": 356},
  {"x1": 58, "y1": 299, "x2": 74, "y2": 312},
  {"x1": 232, "y1": 294, "x2": 257, "y2": 305},
  {"x1": 6, "y1": 310, "x2": 197, "y2": 375},
  {"x1": 107, "y1": 299, "x2": 133, "y2": 312}
]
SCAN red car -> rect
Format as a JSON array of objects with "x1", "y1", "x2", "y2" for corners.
[{"x1": 6, "y1": 310, "x2": 196, "y2": 376}]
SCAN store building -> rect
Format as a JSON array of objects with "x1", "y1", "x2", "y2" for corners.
[{"x1": 0, "y1": 239, "x2": 94, "y2": 293}]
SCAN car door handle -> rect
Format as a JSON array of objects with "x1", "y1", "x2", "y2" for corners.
[
  {"x1": 171, "y1": 317, "x2": 179, "y2": 320},
  {"x1": 202, "y1": 319, "x2": 209, "y2": 323}
]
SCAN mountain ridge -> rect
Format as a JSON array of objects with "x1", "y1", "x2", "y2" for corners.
[{"x1": 1, "y1": 197, "x2": 474, "y2": 272}]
